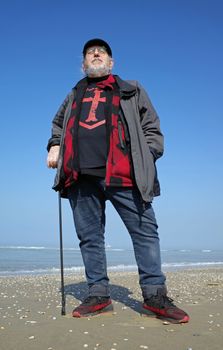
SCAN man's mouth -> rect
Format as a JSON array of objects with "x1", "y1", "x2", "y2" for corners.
[{"x1": 92, "y1": 58, "x2": 102, "y2": 63}]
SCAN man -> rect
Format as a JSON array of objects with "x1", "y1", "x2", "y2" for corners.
[{"x1": 47, "y1": 38, "x2": 189, "y2": 323}]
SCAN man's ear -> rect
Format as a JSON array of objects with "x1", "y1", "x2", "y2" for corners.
[
  {"x1": 82, "y1": 62, "x2": 86, "y2": 73},
  {"x1": 109, "y1": 58, "x2": 114, "y2": 70}
]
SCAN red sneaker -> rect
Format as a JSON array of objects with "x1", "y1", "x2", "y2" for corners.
[
  {"x1": 72, "y1": 296, "x2": 113, "y2": 317},
  {"x1": 143, "y1": 292, "x2": 189, "y2": 324}
]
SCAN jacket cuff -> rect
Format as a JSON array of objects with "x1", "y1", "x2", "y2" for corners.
[{"x1": 47, "y1": 139, "x2": 60, "y2": 152}]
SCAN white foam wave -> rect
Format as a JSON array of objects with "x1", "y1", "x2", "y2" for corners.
[
  {"x1": 0, "y1": 266, "x2": 84, "y2": 276},
  {"x1": 0, "y1": 246, "x2": 47, "y2": 250},
  {"x1": 0, "y1": 246, "x2": 126, "y2": 252},
  {"x1": 1, "y1": 261, "x2": 223, "y2": 277},
  {"x1": 162, "y1": 261, "x2": 223, "y2": 268}
]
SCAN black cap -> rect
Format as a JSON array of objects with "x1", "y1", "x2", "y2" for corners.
[{"x1": 83, "y1": 38, "x2": 112, "y2": 57}]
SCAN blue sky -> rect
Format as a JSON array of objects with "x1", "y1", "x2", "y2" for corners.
[{"x1": 0, "y1": 0, "x2": 223, "y2": 249}]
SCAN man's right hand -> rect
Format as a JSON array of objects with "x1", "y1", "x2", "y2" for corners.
[{"x1": 47, "y1": 145, "x2": 60, "y2": 168}]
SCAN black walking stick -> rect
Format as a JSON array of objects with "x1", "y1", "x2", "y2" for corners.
[{"x1": 58, "y1": 192, "x2": 66, "y2": 315}]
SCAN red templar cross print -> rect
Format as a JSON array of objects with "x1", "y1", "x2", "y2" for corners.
[{"x1": 79, "y1": 88, "x2": 106, "y2": 129}]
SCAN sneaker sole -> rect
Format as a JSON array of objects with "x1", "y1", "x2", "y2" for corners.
[
  {"x1": 157, "y1": 314, "x2": 190, "y2": 324},
  {"x1": 142, "y1": 306, "x2": 190, "y2": 324},
  {"x1": 72, "y1": 303, "x2": 114, "y2": 318}
]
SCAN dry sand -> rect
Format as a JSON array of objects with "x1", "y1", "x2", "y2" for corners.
[{"x1": 0, "y1": 268, "x2": 223, "y2": 350}]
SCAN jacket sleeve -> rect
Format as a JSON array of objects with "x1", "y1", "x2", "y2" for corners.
[
  {"x1": 47, "y1": 94, "x2": 70, "y2": 152},
  {"x1": 137, "y1": 83, "x2": 164, "y2": 161}
]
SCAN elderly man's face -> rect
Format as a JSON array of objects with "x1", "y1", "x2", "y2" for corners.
[{"x1": 82, "y1": 46, "x2": 114, "y2": 78}]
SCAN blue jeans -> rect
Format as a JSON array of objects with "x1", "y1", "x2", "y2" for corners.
[{"x1": 67, "y1": 175, "x2": 166, "y2": 299}]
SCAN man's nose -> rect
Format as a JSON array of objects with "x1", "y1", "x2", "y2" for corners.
[{"x1": 94, "y1": 48, "x2": 100, "y2": 55}]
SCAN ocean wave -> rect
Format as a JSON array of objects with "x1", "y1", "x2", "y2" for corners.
[
  {"x1": 0, "y1": 246, "x2": 47, "y2": 250},
  {"x1": 0, "y1": 266, "x2": 84, "y2": 276},
  {"x1": 0, "y1": 265, "x2": 136, "y2": 276},
  {"x1": 1, "y1": 261, "x2": 223, "y2": 277},
  {"x1": 162, "y1": 261, "x2": 223, "y2": 268},
  {"x1": 0, "y1": 246, "x2": 126, "y2": 251}
]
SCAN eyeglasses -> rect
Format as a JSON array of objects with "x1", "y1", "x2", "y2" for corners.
[{"x1": 86, "y1": 46, "x2": 107, "y2": 55}]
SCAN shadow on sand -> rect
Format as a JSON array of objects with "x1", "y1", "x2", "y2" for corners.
[{"x1": 63, "y1": 281, "x2": 143, "y2": 314}]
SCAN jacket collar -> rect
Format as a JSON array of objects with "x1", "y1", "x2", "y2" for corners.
[
  {"x1": 114, "y1": 75, "x2": 137, "y2": 97},
  {"x1": 73, "y1": 75, "x2": 137, "y2": 97},
  {"x1": 73, "y1": 77, "x2": 88, "y2": 91}
]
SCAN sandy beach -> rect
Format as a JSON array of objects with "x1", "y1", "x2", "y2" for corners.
[{"x1": 0, "y1": 268, "x2": 223, "y2": 350}]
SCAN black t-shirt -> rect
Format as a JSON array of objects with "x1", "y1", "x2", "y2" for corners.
[{"x1": 78, "y1": 76, "x2": 110, "y2": 177}]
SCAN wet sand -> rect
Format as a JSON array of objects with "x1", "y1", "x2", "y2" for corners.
[{"x1": 0, "y1": 268, "x2": 223, "y2": 350}]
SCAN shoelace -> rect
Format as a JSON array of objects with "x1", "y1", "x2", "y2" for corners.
[
  {"x1": 83, "y1": 296, "x2": 108, "y2": 305},
  {"x1": 161, "y1": 296, "x2": 176, "y2": 307},
  {"x1": 82, "y1": 296, "x2": 97, "y2": 305},
  {"x1": 147, "y1": 295, "x2": 176, "y2": 308}
]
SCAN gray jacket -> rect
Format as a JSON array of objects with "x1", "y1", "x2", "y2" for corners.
[{"x1": 47, "y1": 75, "x2": 164, "y2": 203}]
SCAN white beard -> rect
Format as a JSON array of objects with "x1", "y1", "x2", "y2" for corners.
[{"x1": 85, "y1": 63, "x2": 111, "y2": 77}]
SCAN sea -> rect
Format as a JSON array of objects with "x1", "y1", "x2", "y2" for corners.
[{"x1": 0, "y1": 246, "x2": 223, "y2": 276}]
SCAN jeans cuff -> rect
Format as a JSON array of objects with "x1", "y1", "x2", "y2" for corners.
[
  {"x1": 88, "y1": 284, "x2": 110, "y2": 297},
  {"x1": 141, "y1": 284, "x2": 167, "y2": 299}
]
